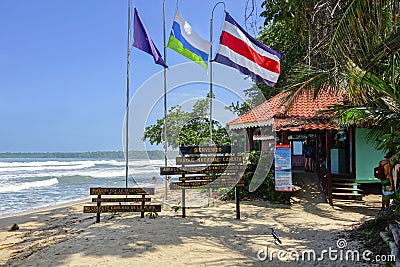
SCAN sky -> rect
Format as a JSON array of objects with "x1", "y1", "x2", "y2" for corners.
[{"x1": 0, "y1": 0, "x2": 264, "y2": 152}]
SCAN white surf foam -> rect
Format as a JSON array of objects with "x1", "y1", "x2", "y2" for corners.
[{"x1": 0, "y1": 178, "x2": 59, "y2": 193}]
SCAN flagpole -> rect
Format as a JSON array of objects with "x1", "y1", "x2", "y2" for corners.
[
  {"x1": 209, "y1": 2, "x2": 225, "y2": 145},
  {"x1": 209, "y1": 1, "x2": 225, "y2": 204},
  {"x1": 163, "y1": 0, "x2": 168, "y2": 200},
  {"x1": 125, "y1": 0, "x2": 132, "y2": 188}
]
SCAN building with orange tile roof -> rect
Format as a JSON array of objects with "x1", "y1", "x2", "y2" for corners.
[{"x1": 227, "y1": 87, "x2": 384, "y2": 205}]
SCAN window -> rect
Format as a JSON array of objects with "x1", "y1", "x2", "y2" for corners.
[{"x1": 292, "y1": 141, "x2": 303, "y2": 155}]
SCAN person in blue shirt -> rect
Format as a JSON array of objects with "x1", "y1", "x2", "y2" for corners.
[{"x1": 303, "y1": 137, "x2": 315, "y2": 172}]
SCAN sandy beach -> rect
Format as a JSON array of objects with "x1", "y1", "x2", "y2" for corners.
[{"x1": 0, "y1": 177, "x2": 383, "y2": 267}]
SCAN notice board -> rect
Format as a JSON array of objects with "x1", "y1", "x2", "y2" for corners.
[{"x1": 274, "y1": 144, "x2": 292, "y2": 192}]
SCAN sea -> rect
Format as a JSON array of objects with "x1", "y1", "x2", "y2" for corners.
[{"x1": 0, "y1": 158, "x2": 165, "y2": 217}]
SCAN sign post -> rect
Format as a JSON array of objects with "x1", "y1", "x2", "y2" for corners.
[{"x1": 235, "y1": 186, "x2": 240, "y2": 219}]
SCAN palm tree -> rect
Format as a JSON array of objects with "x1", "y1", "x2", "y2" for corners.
[{"x1": 285, "y1": 0, "x2": 400, "y2": 154}]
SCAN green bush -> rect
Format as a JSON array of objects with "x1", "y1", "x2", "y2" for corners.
[
  {"x1": 220, "y1": 151, "x2": 289, "y2": 204},
  {"x1": 146, "y1": 212, "x2": 159, "y2": 219}
]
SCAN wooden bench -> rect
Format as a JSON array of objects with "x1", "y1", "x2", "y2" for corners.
[{"x1": 83, "y1": 187, "x2": 161, "y2": 223}]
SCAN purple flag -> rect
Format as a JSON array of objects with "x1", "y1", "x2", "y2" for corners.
[{"x1": 133, "y1": 8, "x2": 167, "y2": 68}]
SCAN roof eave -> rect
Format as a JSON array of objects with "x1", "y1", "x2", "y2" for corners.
[{"x1": 228, "y1": 118, "x2": 274, "y2": 130}]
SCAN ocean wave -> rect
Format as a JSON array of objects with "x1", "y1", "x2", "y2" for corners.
[
  {"x1": 56, "y1": 167, "x2": 160, "y2": 178},
  {"x1": 0, "y1": 160, "x2": 123, "y2": 173},
  {"x1": 0, "y1": 158, "x2": 166, "y2": 216},
  {"x1": 0, "y1": 159, "x2": 166, "y2": 182},
  {"x1": 0, "y1": 159, "x2": 164, "y2": 172},
  {"x1": 0, "y1": 167, "x2": 161, "y2": 181},
  {"x1": 0, "y1": 160, "x2": 85, "y2": 167},
  {"x1": 0, "y1": 178, "x2": 59, "y2": 193},
  {"x1": 0, "y1": 163, "x2": 95, "y2": 173}
]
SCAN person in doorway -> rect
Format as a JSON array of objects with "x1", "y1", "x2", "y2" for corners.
[
  {"x1": 380, "y1": 152, "x2": 394, "y2": 208},
  {"x1": 303, "y1": 137, "x2": 315, "y2": 172}
]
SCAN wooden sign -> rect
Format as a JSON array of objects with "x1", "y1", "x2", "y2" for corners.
[
  {"x1": 179, "y1": 145, "x2": 231, "y2": 155},
  {"x1": 179, "y1": 174, "x2": 244, "y2": 181},
  {"x1": 160, "y1": 165, "x2": 254, "y2": 175},
  {"x1": 176, "y1": 156, "x2": 242, "y2": 165},
  {"x1": 83, "y1": 204, "x2": 161, "y2": 213},
  {"x1": 90, "y1": 187, "x2": 154, "y2": 195},
  {"x1": 161, "y1": 145, "x2": 246, "y2": 220},
  {"x1": 171, "y1": 181, "x2": 244, "y2": 189},
  {"x1": 91, "y1": 197, "x2": 151, "y2": 203},
  {"x1": 179, "y1": 175, "x2": 218, "y2": 181},
  {"x1": 174, "y1": 179, "x2": 243, "y2": 187}
]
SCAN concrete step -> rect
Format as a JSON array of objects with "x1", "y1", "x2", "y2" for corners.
[
  {"x1": 332, "y1": 182, "x2": 360, "y2": 186},
  {"x1": 332, "y1": 187, "x2": 363, "y2": 192},
  {"x1": 332, "y1": 178, "x2": 357, "y2": 182},
  {"x1": 333, "y1": 199, "x2": 366, "y2": 203},
  {"x1": 332, "y1": 192, "x2": 363, "y2": 197}
]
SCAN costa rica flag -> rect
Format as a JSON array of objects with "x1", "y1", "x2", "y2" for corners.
[{"x1": 214, "y1": 12, "x2": 283, "y2": 86}]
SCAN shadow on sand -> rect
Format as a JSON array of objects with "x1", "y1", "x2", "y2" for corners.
[{"x1": 2, "y1": 172, "x2": 381, "y2": 267}]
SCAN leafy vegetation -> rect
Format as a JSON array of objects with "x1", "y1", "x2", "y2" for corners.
[
  {"x1": 221, "y1": 151, "x2": 288, "y2": 204},
  {"x1": 257, "y1": 0, "x2": 399, "y2": 160},
  {"x1": 348, "y1": 215, "x2": 391, "y2": 258},
  {"x1": 142, "y1": 96, "x2": 230, "y2": 149},
  {"x1": 256, "y1": 0, "x2": 400, "y2": 257},
  {"x1": 221, "y1": 171, "x2": 288, "y2": 204},
  {"x1": 278, "y1": 1, "x2": 398, "y2": 155},
  {"x1": 227, "y1": 0, "x2": 319, "y2": 116},
  {"x1": 170, "y1": 201, "x2": 181, "y2": 213},
  {"x1": 146, "y1": 212, "x2": 159, "y2": 219}
]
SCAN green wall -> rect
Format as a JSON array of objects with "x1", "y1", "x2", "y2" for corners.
[{"x1": 355, "y1": 128, "x2": 385, "y2": 183}]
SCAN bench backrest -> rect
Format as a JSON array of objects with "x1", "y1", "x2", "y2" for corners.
[{"x1": 83, "y1": 187, "x2": 160, "y2": 223}]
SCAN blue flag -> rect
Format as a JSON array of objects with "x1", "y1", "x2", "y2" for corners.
[{"x1": 133, "y1": 8, "x2": 167, "y2": 68}]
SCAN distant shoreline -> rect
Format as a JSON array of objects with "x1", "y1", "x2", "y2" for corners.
[{"x1": 0, "y1": 151, "x2": 175, "y2": 159}]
